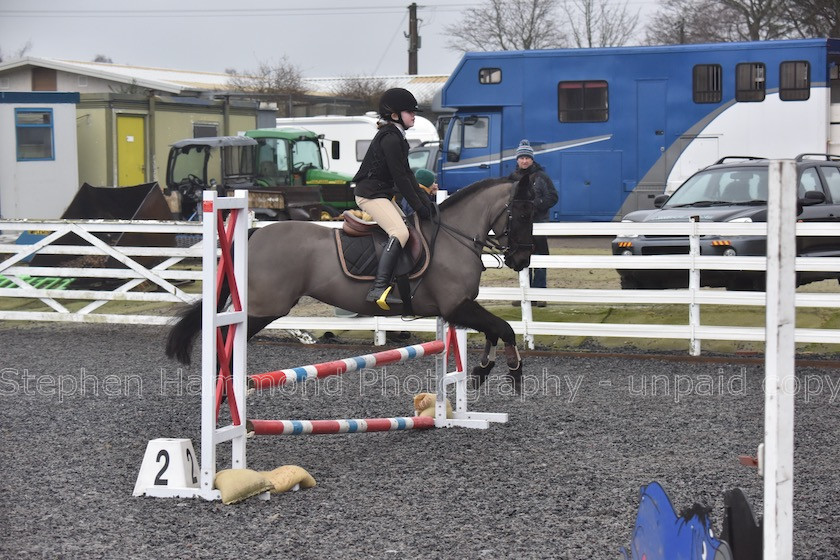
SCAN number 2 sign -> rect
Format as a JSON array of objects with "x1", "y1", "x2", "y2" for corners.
[{"x1": 133, "y1": 438, "x2": 200, "y2": 497}]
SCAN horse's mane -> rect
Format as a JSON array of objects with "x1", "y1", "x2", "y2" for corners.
[{"x1": 439, "y1": 177, "x2": 511, "y2": 210}]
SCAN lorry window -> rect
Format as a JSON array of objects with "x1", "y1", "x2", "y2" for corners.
[
  {"x1": 693, "y1": 64, "x2": 722, "y2": 103},
  {"x1": 780, "y1": 61, "x2": 810, "y2": 101},
  {"x1": 558, "y1": 80, "x2": 608, "y2": 122},
  {"x1": 736, "y1": 63, "x2": 766, "y2": 102},
  {"x1": 464, "y1": 117, "x2": 489, "y2": 148},
  {"x1": 448, "y1": 118, "x2": 463, "y2": 161},
  {"x1": 831, "y1": 60, "x2": 840, "y2": 103},
  {"x1": 479, "y1": 68, "x2": 501, "y2": 84},
  {"x1": 356, "y1": 140, "x2": 371, "y2": 162}
]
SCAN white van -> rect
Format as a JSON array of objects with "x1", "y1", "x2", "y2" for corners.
[{"x1": 275, "y1": 113, "x2": 440, "y2": 176}]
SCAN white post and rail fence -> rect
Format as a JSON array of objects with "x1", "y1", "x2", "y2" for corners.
[{"x1": 1, "y1": 218, "x2": 839, "y2": 354}]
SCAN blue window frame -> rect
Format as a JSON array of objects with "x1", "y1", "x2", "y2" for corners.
[{"x1": 15, "y1": 108, "x2": 54, "y2": 161}]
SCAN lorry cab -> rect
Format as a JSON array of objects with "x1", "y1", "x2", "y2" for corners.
[{"x1": 441, "y1": 114, "x2": 503, "y2": 187}]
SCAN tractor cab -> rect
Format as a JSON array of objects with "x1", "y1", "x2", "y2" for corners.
[{"x1": 165, "y1": 136, "x2": 257, "y2": 220}]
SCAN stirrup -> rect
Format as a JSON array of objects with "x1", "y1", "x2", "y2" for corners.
[{"x1": 368, "y1": 285, "x2": 402, "y2": 311}]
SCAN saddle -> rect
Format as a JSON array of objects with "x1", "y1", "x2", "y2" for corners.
[{"x1": 334, "y1": 211, "x2": 430, "y2": 281}]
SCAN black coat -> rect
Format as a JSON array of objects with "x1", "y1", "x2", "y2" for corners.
[
  {"x1": 508, "y1": 162, "x2": 558, "y2": 222},
  {"x1": 352, "y1": 123, "x2": 430, "y2": 213}
]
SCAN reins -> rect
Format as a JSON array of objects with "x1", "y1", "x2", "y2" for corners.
[{"x1": 406, "y1": 180, "x2": 532, "y2": 301}]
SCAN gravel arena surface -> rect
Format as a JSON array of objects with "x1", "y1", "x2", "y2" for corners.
[{"x1": 2, "y1": 324, "x2": 839, "y2": 559}]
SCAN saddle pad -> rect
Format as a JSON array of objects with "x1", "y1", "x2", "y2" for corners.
[
  {"x1": 334, "y1": 230, "x2": 429, "y2": 281},
  {"x1": 337, "y1": 233, "x2": 379, "y2": 279}
]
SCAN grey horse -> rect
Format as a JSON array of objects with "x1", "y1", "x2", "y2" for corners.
[{"x1": 166, "y1": 176, "x2": 535, "y2": 389}]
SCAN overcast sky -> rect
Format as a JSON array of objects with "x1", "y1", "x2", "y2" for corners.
[{"x1": 0, "y1": 0, "x2": 657, "y2": 78}]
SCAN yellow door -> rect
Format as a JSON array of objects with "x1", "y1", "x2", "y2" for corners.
[{"x1": 117, "y1": 115, "x2": 146, "y2": 186}]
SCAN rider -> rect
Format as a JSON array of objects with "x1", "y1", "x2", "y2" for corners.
[{"x1": 353, "y1": 88, "x2": 435, "y2": 310}]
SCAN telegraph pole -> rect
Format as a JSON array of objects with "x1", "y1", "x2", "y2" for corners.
[{"x1": 407, "y1": 3, "x2": 420, "y2": 75}]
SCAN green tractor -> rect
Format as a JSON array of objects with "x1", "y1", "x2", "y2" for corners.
[
  {"x1": 165, "y1": 129, "x2": 355, "y2": 221},
  {"x1": 245, "y1": 127, "x2": 356, "y2": 219}
]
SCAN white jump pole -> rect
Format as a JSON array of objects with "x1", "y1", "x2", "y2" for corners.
[{"x1": 763, "y1": 160, "x2": 796, "y2": 558}]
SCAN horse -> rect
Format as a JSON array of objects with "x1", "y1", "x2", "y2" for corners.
[{"x1": 165, "y1": 176, "x2": 536, "y2": 390}]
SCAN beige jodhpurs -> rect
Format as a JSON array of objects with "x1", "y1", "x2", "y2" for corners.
[{"x1": 355, "y1": 196, "x2": 409, "y2": 247}]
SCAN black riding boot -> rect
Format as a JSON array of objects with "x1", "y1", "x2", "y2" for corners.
[{"x1": 366, "y1": 236, "x2": 403, "y2": 310}]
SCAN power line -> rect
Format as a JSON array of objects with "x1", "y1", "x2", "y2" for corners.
[
  {"x1": 373, "y1": 11, "x2": 409, "y2": 75},
  {"x1": 0, "y1": 2, "x2": 486, "y2": 18}
]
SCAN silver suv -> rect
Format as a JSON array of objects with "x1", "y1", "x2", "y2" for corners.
[{"x1": 612, "y1": 154, "x2": 840, "y2": 290}]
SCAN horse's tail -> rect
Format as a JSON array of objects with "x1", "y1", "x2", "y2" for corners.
[
  {"x1": 166, "y1": 227, "x2": 255, "y2": 365},
  {"x1": 165, "y1": 299, "x2": 203, "y2": 365}
]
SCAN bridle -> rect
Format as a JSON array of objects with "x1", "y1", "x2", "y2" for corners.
[{"x1": 432, "y1": 182, "x2": 534, "y2": 265}]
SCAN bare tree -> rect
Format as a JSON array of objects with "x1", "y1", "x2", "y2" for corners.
[
  {"x1": 0, "y1": 41, "x2": 32, "y2": 63},
  {"x1": 784, "y1": 0, "x2": 840, "y2": 38},
  {"x1": 443, "y1": 0, "x2": 567, "y2": 53},
  {"x1": 646, "y1": 0, "x2": 794, "y2": 44},
  {"x1": 226, "y1": 57, "x2": 306, "y2": 97},
  {"x1": 330, "y1": 76, "x2": 389, "y2": 112},
  {"x1": 563, "y1": 0, "x2": 640, "y2": 47},
  {"x1": 719, "y1": 0, "x2": 793, "y2": 40},
  {"x1": 645, "y1": 0, "x2": 734, "y2": 44}
]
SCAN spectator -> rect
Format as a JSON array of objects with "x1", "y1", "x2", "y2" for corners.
[
  {"x1": 402, "y1": 168, "x2": 438, "y2": 215},
  {"x1": 508, "y1": 139, "x2": 558, "y2": 307}
]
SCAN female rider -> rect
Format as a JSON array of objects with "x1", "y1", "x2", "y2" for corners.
[{"x1": 352, "y1": 88, "x2": 434, "y2": 310}]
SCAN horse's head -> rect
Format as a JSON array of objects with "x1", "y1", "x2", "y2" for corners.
[{"x1": 495, "y1": 175, "x2": 535, "y2": 271}]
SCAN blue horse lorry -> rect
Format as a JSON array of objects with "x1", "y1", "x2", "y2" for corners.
[{"x1": 437, "y1": 38, "x2": 840, "y2": 221}]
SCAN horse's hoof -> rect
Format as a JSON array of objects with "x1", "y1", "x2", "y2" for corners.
[
  {"x1": 468, "y1": 361, "x2": 494, "y2": 391},
  {"x1": 509, "y1": 363, "x2": 523, "y2": 394}
]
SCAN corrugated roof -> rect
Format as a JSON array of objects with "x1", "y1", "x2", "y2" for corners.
[
  {"x1": 303, "y1": 75, "x2": 449, "y2": 103},
  {"x1": 0, "y1": 57, "x2": 448, "y2": 100}
]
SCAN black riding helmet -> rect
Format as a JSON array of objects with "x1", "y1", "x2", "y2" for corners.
[{"x1": 379, "y1": 88, "x2": 421, "y2": 127}]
